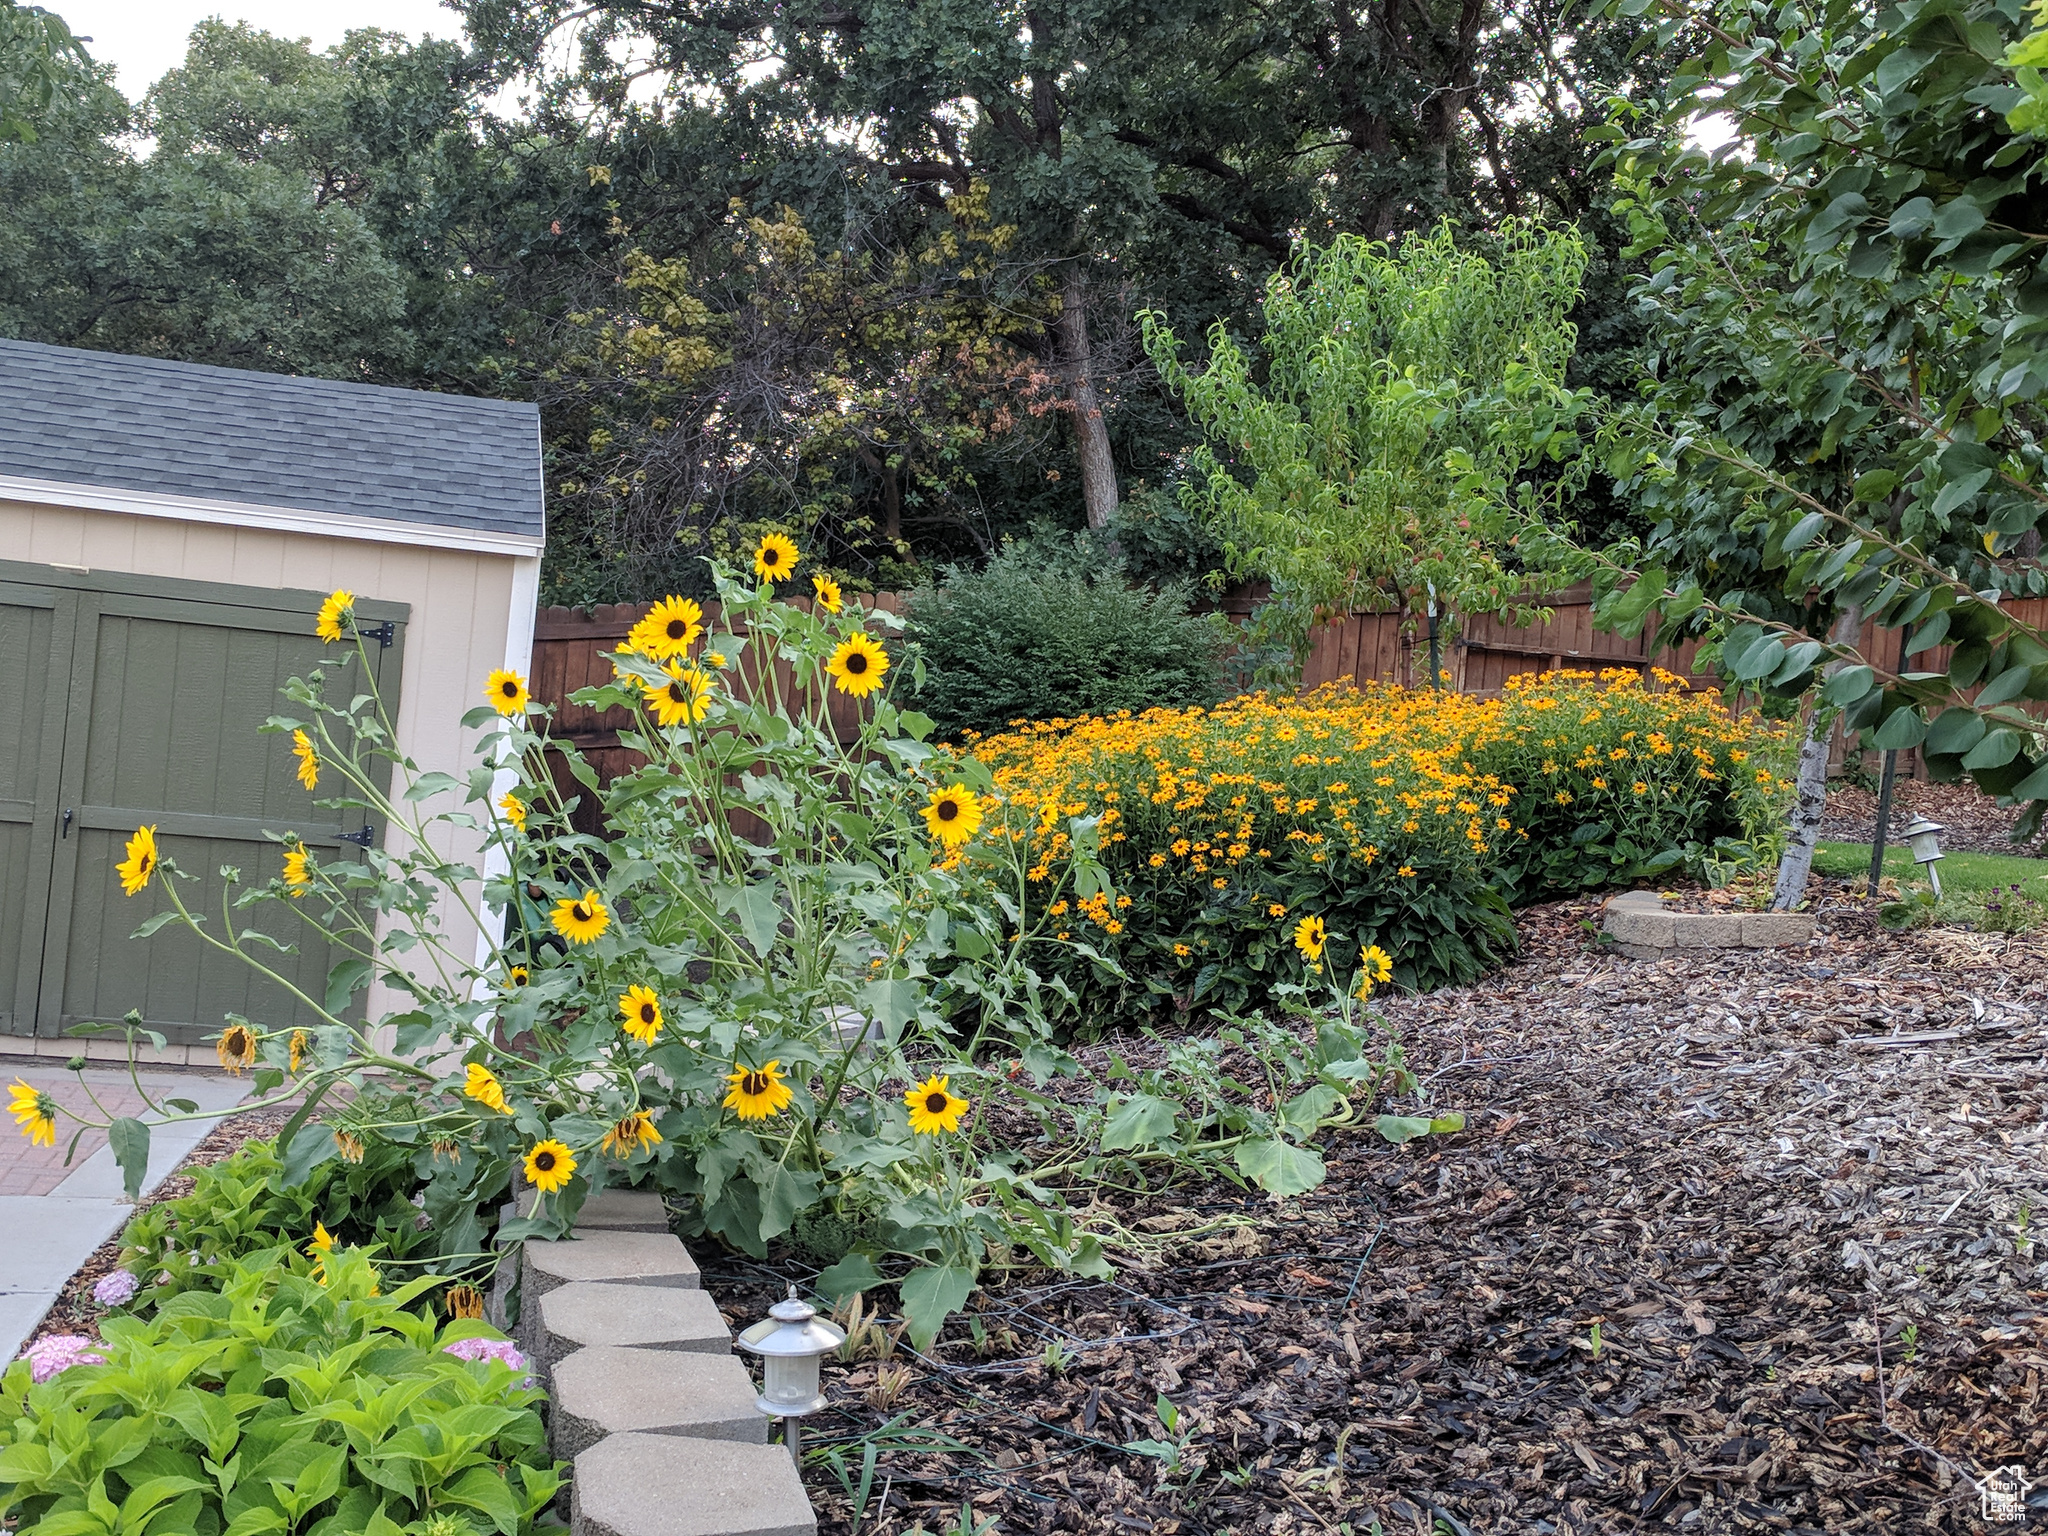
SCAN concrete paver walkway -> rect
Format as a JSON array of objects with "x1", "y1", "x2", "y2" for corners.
[{"x1": 0, "y1": 1061, "x2": 249, "y2": 1362}]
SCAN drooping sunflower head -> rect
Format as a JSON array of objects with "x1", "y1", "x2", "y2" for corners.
[
  {"x1": 905, "y1": 1073, "x2": 969, "y2": 1136},
  {"x1": 619, "y1": 985, "x2": 664, "y2": 1045},
  {"x1": 498, "y1": 791, "x2": 527, "y2": 831},
  {"x1": 811, "y1": 573, "x2": 843, "y2": 614},
  {"x1": 116, "y1": 824, "x2": 159, "y2": 897},
  {"x1": 826, "y1": 631, "x2": 890, "y2": 699},
  {"x1": 464, "y1": 1062, "x2": 509, "y2": 1113},
  {"x1": 524, "y1": 1137, "x2": 577, "y2": 1194},
  {"x1": 643, "y1": 663, "x2": 712, "y2": 728},
  {"x1": 1292, "y1": 914, "x2": 1327, "y2": 964},
  {"x1": 484, "y1": 669, "x2": 530, "y2": 717},
  {"x1": 629, "y1": 595, "x2": 705, "y2": 660},
  {"x1": 550, "y1": 889, "x2": 610, "y2": 945},
  {"x1": 9, "y1": 1079, "x2": 57, "y2": 1148},
  {"x1": 283, "y1": 847, "x2": 312, "y2": 893},
  {"x1": 315, "y1": 590, "x2": 355, "y2": 643},
  {"x1": 723, "y1": 1059, "x2": 794, "y2": 1121},
  {"x1": 922, "y1": 785, "x2": 984, "y2": 849},
  {"x1": 292, "y1": 729, "x2": 319, "y2": 792},
  {"x1": 753, "y1": 531, "x2": 799, "y2": 583},
  {"x1": 445, "y1": 1283, "x2": 486, "y2": 1320},
  {"x1": 601, "y1": 1110, "x2": 663, "y2": 1157},
  {"x1": 335, "y1": 1130, "x2": 366, "y2": 1164},
  {"x1": 216, "y1": 1024, "x2": 257, "y2": 1075},
  {"x1": 288, "y1": 1029, "x2": 309, "y2": 1074}
]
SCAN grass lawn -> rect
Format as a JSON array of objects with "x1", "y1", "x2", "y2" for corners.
[{"x1": 1814, "y1": 838, "x2": 2048, "y2": 895}]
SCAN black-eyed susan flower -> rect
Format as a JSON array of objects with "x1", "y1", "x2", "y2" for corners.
[
  {"x1": 723, "y1": 1061, "x2": 793, "y2": 1121},
  {"x1": 524, "y1": 1138, "x2": 576, "y2": 1193},
  {"x1": 465, "y1": 1063, "x2": 508, "y2": 1113},
  {"x1": 9, "y1": 1079, "x2": 56, "y2": 1147},
  {"x1": 812, "y1": 573, "x2": 843, "y2": 614},
  {"x1": 292, "y1": 730, "x2": 319, "y2": 792},
  {"x1": 485, "y1": 670, "x2": 529, "y2": 716},
  {"x1": 315, "y1": 589, "x2": 354, "y2": 643},
  {"x1": 905, "y1": 1073, "x2": 968, "y2": 1135},
  {"x1": 643, "y1": 663, "x2": 712, "y2": 727},
  {"x1": 1292, "y1": 914, "x2": 1327, "y2": 964},
  {"x1": 284, "y1": 847, "x2": 312, "y2": 894},
  {"x1": 601, "y1": 1110, "x2": 662, "y2": 1157},
  {"x1": 116, "y1": 825, "x2": 159, "y2": 896},
  {"x1": 619, "y1": 985, "x2": 663, "y2": 1045},
  {"x1": 826, "y1": 632, "x2": 889, "y2": 698},
  {"x1": 551, "y1": 890, "x2": 609, "y2": 945},
  {"x1": 499, "y1": 792, "x2": 527, "y2": 831},
  {"x1": 922, "y1": 785, "x2": 983, "y2": 849},
  {"x1": 754, "y1": 531, "x2": 799, "y2": 582},
  {"x1": 445, "y1": 1283, "x2": 485, "y2": 1320},
  {"x1": 629, "y1": 595, "x2": 704, "y2": 660},
  {"x1": 216, "y1": 1023, "x2": 256, "y2": 1075}
]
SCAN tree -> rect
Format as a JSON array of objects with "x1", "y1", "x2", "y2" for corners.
[
  {"x1": 0, "y1": 0, "x2": 87, "y2": 143},
  {"x1": 1141, "y1": 220, "x2": 1592, "y2": 668},
  {"x1": 1587, "y1": 0, "x2": 2048, "y2": 902}
]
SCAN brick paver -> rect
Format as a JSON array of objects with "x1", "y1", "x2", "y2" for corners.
[{"x1": 1, "y1": 1070, "x2": 157, "y2": 1196}]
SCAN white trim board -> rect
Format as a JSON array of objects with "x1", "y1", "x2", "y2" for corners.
[{"x1": 0, "y1": 473, "x2": 546, "y2": 557}]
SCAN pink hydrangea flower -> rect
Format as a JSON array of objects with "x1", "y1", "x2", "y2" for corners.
[
  {"x1": 19, "y1": 1334, "x2": 106, "y2": 1384},
  {"x1": 443, "y1": 1336, "x2": 528, "y2": 1387},
  {"x1": 93, "y1": 1270, "x2": 140, "y2": 1307}
]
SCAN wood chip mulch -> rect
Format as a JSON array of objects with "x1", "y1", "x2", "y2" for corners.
[
  {"x1": 701, "y1": 889, "x2": 2048, "y2": 1535},
  {"x1": 1822, "y1": 777, "x2": 2047, "y2": 860}
]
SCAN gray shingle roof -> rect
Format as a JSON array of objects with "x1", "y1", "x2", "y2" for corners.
[{"x1": 0, "y1": 339, "x2": 543, "y2": 542}]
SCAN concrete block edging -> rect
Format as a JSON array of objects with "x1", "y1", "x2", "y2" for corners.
[{"x1": 1601, "y1": 890, "x2": 1815, "y2": 961}]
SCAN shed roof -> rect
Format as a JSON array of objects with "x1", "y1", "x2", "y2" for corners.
[{"x1": 0, "y1": 339, "x2": 543, "y2": 543}]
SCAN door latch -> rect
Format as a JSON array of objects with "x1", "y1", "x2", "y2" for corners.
[
  {"x1": 60, "y1": 808, "x2": 72, "y2": 839},
  {"x1": 337, "y1": 825, "x2": 375, "y2": 848}
]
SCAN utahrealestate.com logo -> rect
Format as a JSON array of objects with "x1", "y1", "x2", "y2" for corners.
[{"x1": 1984, "y1": 1466, "x2": 2033, "y2": 1525}]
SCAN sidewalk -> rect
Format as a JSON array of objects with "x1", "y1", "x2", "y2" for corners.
[{"x1": 1, "y1": 1062, "x2": 249, "y2": 1361}]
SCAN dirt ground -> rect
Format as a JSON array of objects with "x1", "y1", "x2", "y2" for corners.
[
  {"x1": 701, "y1": 886, "x2": 2048, "y2": 1536},
  {"x1": 1821, "y1": 777, "x2": 2046, "y2": 859}
]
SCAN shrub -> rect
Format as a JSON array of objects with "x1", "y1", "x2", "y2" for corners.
[
  {"x1": 905, "y1": 535, "x2": 1231, "y2": 740},
  {"x1": 0, "y1": 1249, "x2": 559, "y2": 1536},
  {"x1": 966, "y1": 669, "x2": 1790, "y2": 1019}
]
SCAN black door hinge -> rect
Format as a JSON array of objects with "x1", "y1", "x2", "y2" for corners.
[
  {"x1": 337, "y1": 825, "x2": 375, "y2": 848},
  {"x1": 364, "y1": 620, "x2": 396, "y2": 648}
]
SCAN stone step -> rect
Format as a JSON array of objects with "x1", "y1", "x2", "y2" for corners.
[
  {"x1": 572, "y1": 1432, "x2": 816, "y2": 1536},
  {"x1": 520, "y1": 1230, "x2": 702, "y2": 1357},
  {"x1": 539, "y1": 1282, "x2": 733, "y2": 1375},
  {"x1": 550, "y1": 1346, "x2": 768, "y2": 1461},
  {"x1": 574, "y1": 1187, "x2": 671, "y2": 1232}
]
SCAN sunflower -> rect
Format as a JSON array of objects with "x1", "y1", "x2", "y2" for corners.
[
  {"x1": 1357, "y1": 943, "x2": 1395, "y2": 998},
  {"x1": 905, "y1": 1073, "x2": 969, "y2": 1135},
  {"x1": 601, "y1": 1110, "x2": 662, "y2": 1157},
  {"x1": 811, "y1": 573, "x2": 843, "y2": 614},
  {"x1": 753, "y1": 531, "x2": 799, "y2": 583},
  {"x1": 485, "y1": 669, "x2": 530, "y2": 717},
  {"x1": 619, "y1": 985, "x2": 664, "y2": 1045},
  {"x1": 551, "y1": 890, "x2": 610, "y2": 945},
  {"x1": 306, "y1": 1220, "x2": 334, "y2": 1281},
  {"x1": 504, "y1": 965, "x2": 530, "y2": 990},
  {"x1": 723, "y1": 1060, "x2": 793, "y2": 1121},
  {"x1": 524, "y1": 1138, "x2": 576, "y2": 1194},
  {"x1": 445, "y1": 1283, "x2": 485, "y2": 1321},
  {"x1": 499, "y1": 792, "x2": 527, "y2": 831},
  {"x1": 465, "y1": 1063, "x2": 509, "y2": 1113},
  {"x1": 116, "y1": 825, "x2": 159, "y2": 896},
  {"x1": 288, "y1": 1029, "x2": 309, "y2": 1074},
  {"x1": 292, "y1": 729, "x2": 319, "y2": 792},
  {"x1": 826, "y1": 632, "x2": 890, "y2": 698},
  {"x1": 9, "y1": 1079, "x2": 56, "y2": 1148},
  {"x1": 283, "y1": 847, "x2": 312, "y2": 894},
  {"x1": 335, "y1": 1130, "x2": 366, "y2": 1164},
  {"x1": 922, "y1": 785, "x2": 983, "y2": 849},
  {"x1": 1292, "y1": 914, "x2": 1327, "y2": 964},
  {"x1": 630, "y1": 596, "x2": 704, "y2": 661},
  {"x1": 216, "y1": 1023, "x2": 256, "y2": 1075},
  {"x1": 315, "y1": 589, "x2": 354, "y2": 643},
  {"x1": 643, "y1": 663, "x2": 712, "y2": 727}
]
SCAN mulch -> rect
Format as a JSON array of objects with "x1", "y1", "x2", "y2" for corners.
[
  {"x1": 699, "y1": 885, "x2": 2048, "y2": 1535},
  {"x1": 1822, "y1": 777, "x2": 2046, "y2": 859}
]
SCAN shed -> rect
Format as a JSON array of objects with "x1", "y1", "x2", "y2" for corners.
[{"x1": 0, "y1": 339, "x2": 543, "y2": 1060}]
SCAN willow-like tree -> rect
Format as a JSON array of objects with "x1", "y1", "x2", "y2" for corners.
[{"x1": 1141, "y1": 221, "x2": 1593, "y2": 670}]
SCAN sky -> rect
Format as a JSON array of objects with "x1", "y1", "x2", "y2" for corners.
[{"x1": 59, "y1": 0, "x2": 467, "y2": 98}]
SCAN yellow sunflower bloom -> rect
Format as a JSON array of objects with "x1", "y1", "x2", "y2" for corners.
[
  {"x1": 9, "y1": 1079, "x2": 57, "y2": 1148},
  {"x1": 292, "y1": 730, "x2": 319, "y2": 792},
  {"x1": 499, "y1": 792, "x2": 527, "y2": 831},
  {"x1": 601, "y1": 1111, "x2": 662, "y2": 1157},
  {"x1": 465, "y1": 1063, "x2": 509, "y2": 1113},
  {"x1": 307, "y1": 1220, "x2": 334, "y2": 1282},
  {"x1": 524, "y1": 1138, "x2": 577, "y2": 1193},
  {"x1": 826, "y1": 632, "x2": 889, "y2": 698},
  {"x1": 315, "y1": 589, "x2": 354, "y2": 642},
  {"x1": 811, "y1": 573, "x2": 843, "y2": 614},
  {"x1": 723, "y1": 1060, "x2": 793, "y2": 1121},
  {"x1": 905, "y1": 1073, "x2": 969, "y2": 1135},
  {"x1": 485, "y1": 669, "x2": 530, "y2": 717},
  {"x1": 643, "y1": 663, "x2": 712, "y2": 727},
  {"x1": 753, "y1": 531, "x2": 799, "y2": 583},
  {"x1": 551, "y1": 890, "x2": 610, "y2": 945},
  {"x1": 215, "y1": 1023, "x2": 256, "y2": 1075},
  {"x1": 116, "y1": 824, "x2": 159, "y2": 896},
  {"x1": 619, "y1": 985, "x2": 664, "y2": 1045},
  {"x1": 505, "y1": 964, "x2": 530, "y2": 989},
  {"x1": 628, "y1": 595, "x2": 705, "y2": 660},
  {"x1": 1292, "y1": 914, "x2": 1327, "y2": 964},
  {"x1": 283, "y1": 847, "x2": 312, "y2": 894},
  {"x1": 1360, "y1": 944, "x2": 1395, "y2": 985},
  {"x1": 922, "y1": 785, "x2": 983, "y2": 849}
]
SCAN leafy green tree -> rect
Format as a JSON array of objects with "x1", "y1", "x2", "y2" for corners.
[
  {"x1": 0, "y1": 0, "x2": 87, "y2": 143},
  {"x1": 1141, "y1": 221, "x2": 1592, "y2": 668}
]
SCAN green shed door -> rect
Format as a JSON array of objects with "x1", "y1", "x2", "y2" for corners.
[
  {"x1": 0, "y1": 579, "x2": 75, "y2": 1035},
  {"x1": 0, "y1": 562, "x2": 407, "y2": 1045}
]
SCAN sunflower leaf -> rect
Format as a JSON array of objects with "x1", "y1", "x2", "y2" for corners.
[
  {"x1": 899, "y1": 1263, "x2": 977, "y2": 1352},
  {"x1": 109, "y1": 1117, "x2": 150, "y2": 1200}
]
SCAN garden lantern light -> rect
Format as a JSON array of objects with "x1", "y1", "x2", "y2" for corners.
[
  {"x1": 1902, "y1": 814, "x2": 1947, "y2": 896},
  {"x1": 738, "y1": 1284, "x2": 846, "y2": 1461}
]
